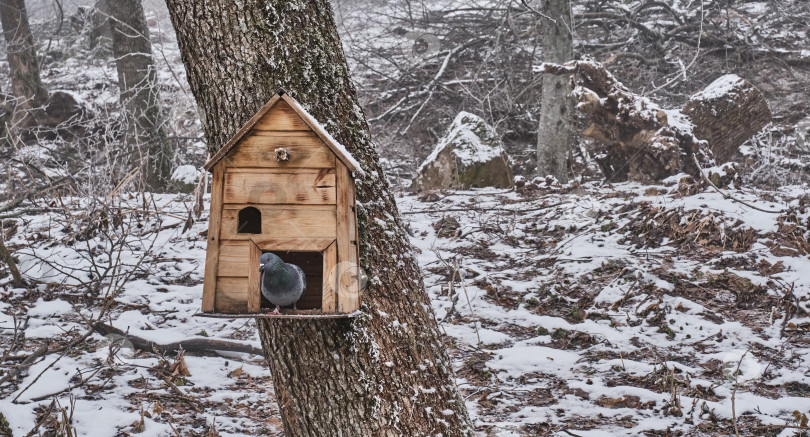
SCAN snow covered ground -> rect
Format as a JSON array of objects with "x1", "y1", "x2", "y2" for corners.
[{"x1": 1, "y1": 178, "x2": 809, "y2": 436}]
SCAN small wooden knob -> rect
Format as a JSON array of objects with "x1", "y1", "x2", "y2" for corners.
[{"x1": 274, "y1": 147, "x2": 290, "y2": 162}]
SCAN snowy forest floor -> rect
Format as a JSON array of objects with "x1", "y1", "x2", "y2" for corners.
[{"x1": 1, "y1": 178, "x2": 809, "y2": 436}]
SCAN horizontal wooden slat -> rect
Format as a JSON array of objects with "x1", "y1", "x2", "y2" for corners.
[
  {"x1": 221, "y1": 205, "x2": 337, "y2": 240},
  {"x1": 223, "y1": 168, "x2": 336, "y2": 205},
  {"x1": 225, "y1": 132, "x2": 336, "y2": 169},
  {"x1": 254, "y1": 100, "x2": 310, "y2": 131},
  {"x1": 251, "y1": 238, "x2": 335, "y2": 252},
  {"x1": 215, "y1": 276, "x2": 248, "y2": 313},
  {"x1": 217, "y1": 241, "x2": 250, "y2": 276}
]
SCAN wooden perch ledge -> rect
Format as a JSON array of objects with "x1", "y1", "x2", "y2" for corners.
[
  {"x1": 93, "y1": 322, "x2": 264, "y2": 356},
  {"x1": 538, "y1": 58, "x2": 771, "y2": 182}
]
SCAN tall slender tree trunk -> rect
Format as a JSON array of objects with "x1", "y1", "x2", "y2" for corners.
[
  {"x1": 0, "y1": 0, "x2": 48, "y2": 123},
  {"x1": 536, "y1": 0, "x2": 574, "y2": 183},
  {"x1": 164, "y1": 1, "x2": 472, "y2": 435},
  {"x1": 107, "y1": 0, "x2": 172, "y2": 191}
]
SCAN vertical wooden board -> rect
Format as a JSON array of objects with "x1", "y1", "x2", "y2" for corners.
[
  {"x1": 215, "y1": 277, "x2": 248, "y2": 313},
  {"x1": 248, "y1": 240, "x2": 262, "y2": 313},
  {"x1": 202, "y1": 163, "x2": 225, "y2": 312},
  {"x1": 223, "y1": 168, "x2": 336, "y2": 205},
  {"x1": 322, "y1": 241, "x2": 337, "y2": 313},
  {"x1": 349, "y1": 179, "x2": 361, "y2": 308},
  {"x1": 253, "y1": 100, "x2": 311, "y2": 131},
  {"x1": 336, "y1": 163, "x2": 360, "y2": 313}
]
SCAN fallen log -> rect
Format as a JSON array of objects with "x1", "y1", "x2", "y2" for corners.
[
  {"x1": 93, "y1": 322, "x2": 263, "y2": 356},
  {"x1": 538, "y1": 59, "x2": 771, "y2": 182}
]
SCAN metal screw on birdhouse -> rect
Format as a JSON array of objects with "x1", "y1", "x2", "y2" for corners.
[{"x1": 275, "y1": 147, "x2": 291, "y2": 162}]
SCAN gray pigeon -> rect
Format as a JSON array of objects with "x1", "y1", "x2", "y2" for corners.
[{"x1": 259, "y1": 252, "x2": 306, "y2": 314}]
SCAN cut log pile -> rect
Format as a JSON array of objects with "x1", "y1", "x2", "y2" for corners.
[{"x1": 539, "y1": 59, "x2": 772, "y2": 182}]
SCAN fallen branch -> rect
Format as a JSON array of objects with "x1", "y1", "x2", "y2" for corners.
[
  {"x1": 402, "y1": 201, "x2": 569, "y2": 215},
  {"x1": 93, "y1": 322, "x2": 263, "y2": 356},
  {"x1": 0, "y1": 236, "x2": 25, "y2": 287},
  {"x1": 692, "y1": 155, "x2": 784, "y2": 214},
  {"x1": 0, "y1": 344, "x2": 48, "y2": 386}
]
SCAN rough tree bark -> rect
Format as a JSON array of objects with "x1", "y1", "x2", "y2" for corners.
[
  {"x1": 536, "y1": 0, "x2": 574, "y2": 183},
  {"x1": 164, "y1": 1, "x2": 472, "y2": 435},
  {"x1": 0, "y1": 0, "x2": 48, "y2": 121},
  {"x1": 107, "y1": 0, "x2": 172, "y2": 191},
  {"x1": 541, "y1": 59, "x2": 771, "y2": 182}
]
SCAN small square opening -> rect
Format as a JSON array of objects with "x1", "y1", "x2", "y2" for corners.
[{"x1": 260, "y1": 251, "x2": 323, "y2": 311}]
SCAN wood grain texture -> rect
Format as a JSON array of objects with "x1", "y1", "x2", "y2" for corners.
[
  {"x1": 321, "y1": 240, "x2": 337, "y2": 313},
  {"x1": 215, "y1": 276, "x2": 248, "y2": 313},
  {"x1": 220, "y1": 205, "x2": 337, "y2": 240},
  {"x1": 202, "y1": 163, "x2": 225, "y2": 312},
  {"x1": 223, "y1": 168, "x2": 336, "y2": 205},
  {"x1": 336, "y1": 163, "x2": 360, "y2": 312},
  {"x1": 254, "y1": 100, "x2": 310, "y2": 131},
  {"x1": 248, "y1": 240, "x2": 262, "y2": 312},
  {"x1": 203, "y1": 94, "x2": 282, "y2": 171},
  {"x1": 225, "y1": 132, "x2": 336, "y2": 169},
  {"x1": 217, "y1": 240, "x2": 250, "y2": 276},
  {"x1": 251, "y1": 238, "x2": 335, "y2": 252}
]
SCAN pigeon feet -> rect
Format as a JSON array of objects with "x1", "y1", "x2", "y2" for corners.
[{"x1": 272, "y1": 305, "x2": 281, "y2": 315}]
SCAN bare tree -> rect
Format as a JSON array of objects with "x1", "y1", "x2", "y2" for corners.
[
  {"x1": 107, "y1": 0, "x2": 173, "y2": 191},
  {"x1": 535, "y1": 0, "x2": 574, "y2": 182},
  {"x1": 0, "y1": 0, "x2": 48, "y2": 124},
  {"x1": 165, "y1": 0, "x2": 472, "y2": 434}
]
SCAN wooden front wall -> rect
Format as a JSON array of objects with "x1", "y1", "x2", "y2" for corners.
[{"x1": 202, "y1": 101, "x2": 360, "y2": 314}]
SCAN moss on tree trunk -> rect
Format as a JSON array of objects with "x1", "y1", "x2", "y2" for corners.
[{"x1": 164, "y1": 0, "x2": 472, "y2": 434}]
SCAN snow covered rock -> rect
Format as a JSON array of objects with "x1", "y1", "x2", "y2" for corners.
[
  {"x1": 171, "y1": 164, "x2": 200, "y2": 193},
  {"x1": 410, "y1": 112, "x2": 513, "y2": 191}
]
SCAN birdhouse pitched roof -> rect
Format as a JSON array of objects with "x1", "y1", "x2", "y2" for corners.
[{"x1": 203, "y1": 90, "x2": 362, "y2": 174}]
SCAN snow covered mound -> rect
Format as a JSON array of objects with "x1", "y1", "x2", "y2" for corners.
[{"x1": 411, "y1": 111, "x2": 513, "y2": 191}]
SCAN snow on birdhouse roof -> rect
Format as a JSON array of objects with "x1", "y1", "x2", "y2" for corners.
[{"x1": 203, "y1": 90, "x2": 363, "y2": 175}]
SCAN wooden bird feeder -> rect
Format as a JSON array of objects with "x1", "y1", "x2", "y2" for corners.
[{"x1": 200, "y1": 90, "x2": 362, "y2": 318}]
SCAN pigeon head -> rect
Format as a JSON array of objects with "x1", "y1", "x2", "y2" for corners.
[{"x1": 259, "y1": 252, "x2": 282, "y2": 273}]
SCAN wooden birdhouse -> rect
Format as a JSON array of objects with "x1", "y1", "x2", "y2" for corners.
[{"x1": 200, "y1": 90, "x2": 362, "y2": 318}]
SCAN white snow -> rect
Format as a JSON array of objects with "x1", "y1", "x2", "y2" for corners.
[{"x1": 417, "y1": 111, "x2": 507, "y2": 172}]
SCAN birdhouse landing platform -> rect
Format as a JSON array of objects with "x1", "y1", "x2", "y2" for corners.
[{"x1": 200, "y1": 90, "x2": 362, "y2": 318}]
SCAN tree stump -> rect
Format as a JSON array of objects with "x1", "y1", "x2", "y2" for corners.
[{"x1": 682, "y1": 75, "x2": 771, "y2": 163}]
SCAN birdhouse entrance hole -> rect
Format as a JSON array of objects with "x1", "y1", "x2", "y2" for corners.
[
  {"x1": 237, "y1": 207, "x2": 261, "y2": 234},
  {"x1": 260, "y1": 251, "x2": 323, "y2": 311}
]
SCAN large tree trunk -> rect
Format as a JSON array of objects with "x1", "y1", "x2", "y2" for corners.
[
  {"x1": 107, "y1": 0, "x2": 173, "y2": 191},
  {"x1": 0, "y1": 0, "x2": 48, "y2": 122},
  {"x1": 536, "y1": 0, "x2": 574, "y2": 183},
  {"x1": 541, "y1": 60, "x2": 771, "y2": 182},
  {"x1": 164, "y1": 1, "x2": 472, "y2": 435}
]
